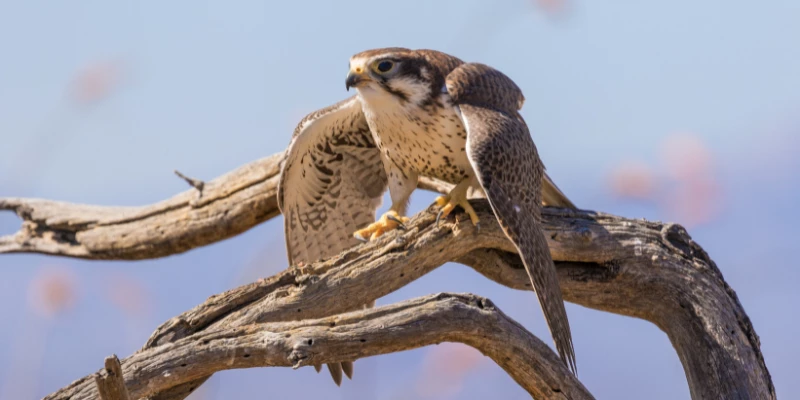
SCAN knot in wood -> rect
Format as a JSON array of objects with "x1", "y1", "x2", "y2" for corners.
[
  {"x1": 660, "y1": 223, "x2": 693, "y2": 258},
  {"x1": 288, "y1": 338, "x2": 314, "y2": 369}
]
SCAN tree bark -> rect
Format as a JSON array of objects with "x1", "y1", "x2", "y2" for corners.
[
  {"x1": 0, "y1": 153, "x2": 451, "y2": 260},
  {"x1": 51, "y1": 294, "x2": 595, "y2": 400},
  {"x1": 1, "y1": 151, "x2": 773, "y2": 400},
  {"x1": 94, "y1": 355, "x2": 131, "y2": 400}
]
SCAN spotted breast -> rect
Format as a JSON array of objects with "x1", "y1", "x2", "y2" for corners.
[{"x1": 361, "y1": 92, "x2": 473, "y2": 185}]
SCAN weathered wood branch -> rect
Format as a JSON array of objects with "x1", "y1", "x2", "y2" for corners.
[
  {"x1": 0, "y1": 152, "x2": 450, "y2": 260},
  {"x1": 0, "y1": 153, "x2": 286, "y2": 259},
  {"x1": 93, "y1": 355, "x2": 131, "y2": 400},
  {"x1": 2, "y1": 151, "x2": 773, "y2": 399},
  {"x1": 53, "y1": 294, "x2": 594, "y2": 400}
]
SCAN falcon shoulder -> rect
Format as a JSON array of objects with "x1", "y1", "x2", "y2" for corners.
[
  {"x1": 278, "y1": 96, "x2": 387, "y2": 267},
  {"x1": 445, "y1": 63, "x2": 577, "y2": 374}
]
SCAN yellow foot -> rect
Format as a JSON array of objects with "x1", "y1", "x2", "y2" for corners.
[
  {"x1": 434, "y1": 195, "x2": 480, "y2": 227},
  {"x1": 353, "y1": 210, "x2": 410, "y2": 241}
]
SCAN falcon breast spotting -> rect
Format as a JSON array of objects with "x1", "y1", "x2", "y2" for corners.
[{"x1": 278, "y1": 48, "x2": 578, "y2": 384}]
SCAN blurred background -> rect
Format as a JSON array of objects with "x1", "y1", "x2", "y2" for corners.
[{"x1": 1, "y1": 0, "x2": 798, "y2": 399}]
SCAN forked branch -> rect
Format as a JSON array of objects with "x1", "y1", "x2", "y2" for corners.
[{"x1": 1, "y1": 151, "x2": 773, "y2": 400}]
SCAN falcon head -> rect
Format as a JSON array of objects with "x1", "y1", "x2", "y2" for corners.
[{"x1": 345, "y1": 48, "x2": 463, "y2": 107}]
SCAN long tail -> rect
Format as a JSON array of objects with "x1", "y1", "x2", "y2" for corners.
[
  {"x1": 323, "y1": 362, "x2": 350, "y2": 386},
  {"x1": 522, "y1": 226, "x2": 577, "y2": 375}
]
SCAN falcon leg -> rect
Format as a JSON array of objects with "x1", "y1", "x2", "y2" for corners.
[
  {"x1": 353, "y1": 168, "x2": 416, "y2": 241},
  {"x1": 434, "y1": 178, "x2": 480, "y2": 227}
]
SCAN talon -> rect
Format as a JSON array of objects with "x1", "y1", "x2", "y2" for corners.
[
  {"x1": 352, "y1": 210, "x2": 408, "y2": 241},
  {"x1": 437, "y1": 203, "x2": 456, "y2": 224},
  {"x1": 369, "y1": 228, "x2": 384, "y2": 241},
  {"x1": 386, "y1": 214, "x2": 406, "y2": 230},
  {"x1": 459, "y1": 200, "x2": 480, "y2": 226},
  {"x1": 432, "y1": 182, "x2": 481, "y2": 229},
  {"x1": 434, "y1": 195, "x2": 450, "y2": 207}
]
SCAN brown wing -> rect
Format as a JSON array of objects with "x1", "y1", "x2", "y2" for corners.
[
  {"x1": 278, "y1": 96, "x2": 386, "y2": 385},
  {"x1": 446, "y1": 63, "x2": 577, "y2": 374},
  {"x1": 279, "y1": 96, "x2": 387, "y2": 267}
]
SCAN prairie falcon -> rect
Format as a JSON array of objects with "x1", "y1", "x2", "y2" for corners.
[{"x1": 278, "y1": 48, "x2": 577, "y2": 384}]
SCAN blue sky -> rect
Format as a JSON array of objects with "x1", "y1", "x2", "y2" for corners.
[{"x1": 1, "y1": 1, "x2": 798, "y2": 399}]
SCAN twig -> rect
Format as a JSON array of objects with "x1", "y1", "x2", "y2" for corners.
[{"x1": 173, "y1": 170, "x2": 205, "y2": 202}]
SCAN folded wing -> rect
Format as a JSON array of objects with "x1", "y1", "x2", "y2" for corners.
[{"x1": 446, "y1": 63, "x2": 577, "y2": 374}]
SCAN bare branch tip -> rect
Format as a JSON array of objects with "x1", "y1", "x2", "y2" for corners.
[
  {"x1": 104, "y1": 354, "x2": 123, "y2": 371},
  {"x1": 0, "y1": 234, "x2": 21, "y2": 254},
  {"x1": 0, "y1": 197, "x2": 21, "y2": 211},
  {"x1": 95, "y1": 353, "x2": 131, "y2": 400}
]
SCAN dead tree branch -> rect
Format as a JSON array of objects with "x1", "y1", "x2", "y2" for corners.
[
  {"x1": 52, "y1": 294, "x2": 593, "y2": 400},
  {"x1": 1, "y1": 151, "x2": 773, "y2": 400},
  {"x1": 0, "y1": 153, "x2": 448, "y2": 260}
]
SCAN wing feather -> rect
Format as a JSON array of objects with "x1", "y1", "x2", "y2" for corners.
[
  {"x1": 278, "y1": 96, "x2": 387, "y2": 266},
  {"x1": 278, "y1": 96, "x2": 386, "y2": 382},
  {"x1": 543, "y1": 173, "x2": 576, "y2": 209},
  {"x1": 446, "y1": 63, "x2": 577, "y2": 374}
]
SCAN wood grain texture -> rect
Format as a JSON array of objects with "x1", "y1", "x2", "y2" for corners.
[
  {"x1": 0, "y1": 153, "x2": 446, "y2": 260},
  {"x1": 1, "y1": 151, "x2": 773, "y2": 400},
  {"x1": 0, "y1": 153, "x2": 286, "y2": 259},
  {"x1": 93, "y1": 355, "x2": 131, "y2": 400},
  {"x1": 52, "y1": 294, "x2": 593, "y2": 400}
]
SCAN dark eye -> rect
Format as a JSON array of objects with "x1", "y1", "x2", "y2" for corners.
[{"x1": 377, "y1": 60, "x2": 394, "y2": 73}]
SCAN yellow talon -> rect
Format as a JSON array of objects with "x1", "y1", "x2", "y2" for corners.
[
  {"x1": 434, "y1": 185, "x2": 480, "y2": 227},
  {"x1": 353, "y1": 210, "x2": 409, "y2": 241}
]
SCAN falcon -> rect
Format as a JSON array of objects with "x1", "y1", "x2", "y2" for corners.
[{"x1": 278, "y1": 48, "x2": 577, "y2": 384}]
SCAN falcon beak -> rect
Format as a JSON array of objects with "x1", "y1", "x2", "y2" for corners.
[{"x1": 346, "y1": 69, "x2": 369, "y2": 91}]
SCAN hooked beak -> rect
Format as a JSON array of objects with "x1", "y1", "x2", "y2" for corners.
[{"x1": 345, "y1": 69, "x2": 369, "y2": 91}]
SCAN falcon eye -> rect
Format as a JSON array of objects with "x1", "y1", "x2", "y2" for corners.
[{"x1": 376, "y1": 60, "x2": 394, "y2": 73}]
